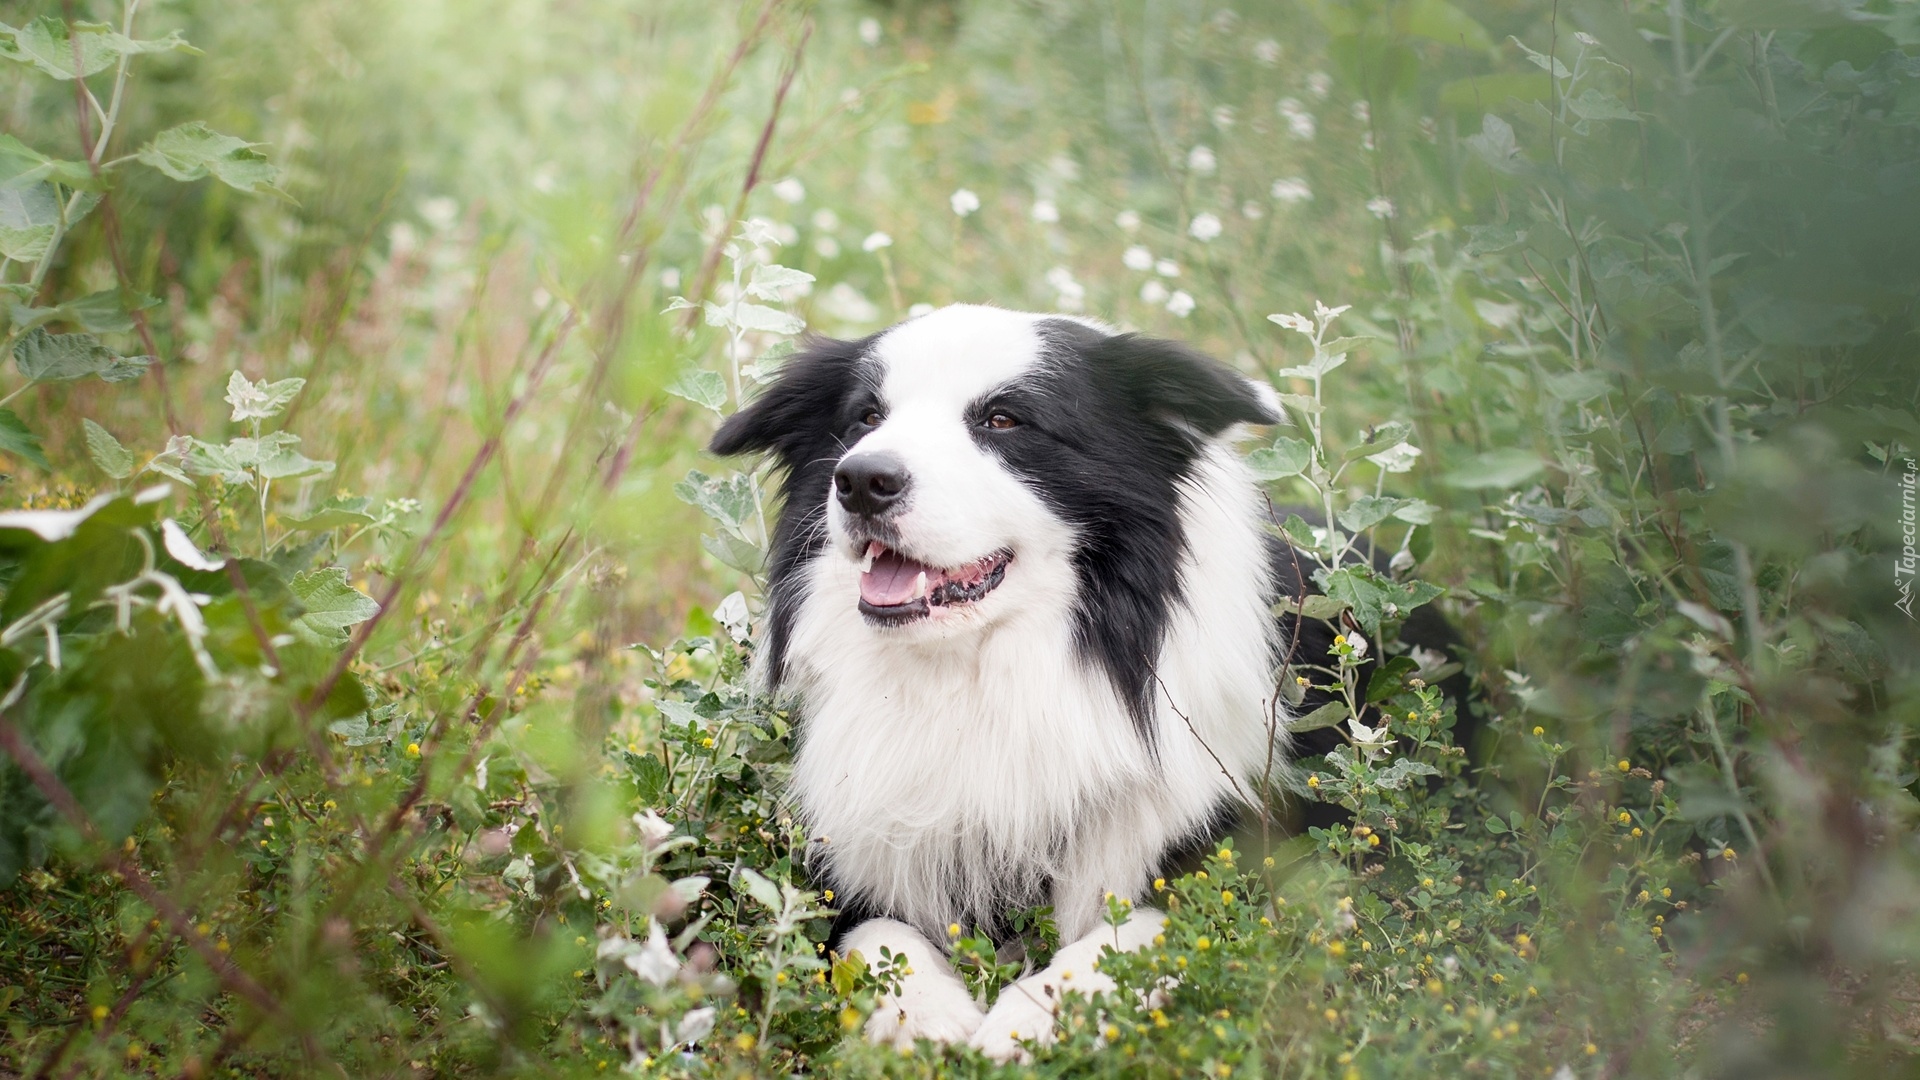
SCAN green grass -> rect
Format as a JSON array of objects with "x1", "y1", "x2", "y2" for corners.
[{"x1": 2, "y1": 0, "x2": 1918, "y2": 1076}]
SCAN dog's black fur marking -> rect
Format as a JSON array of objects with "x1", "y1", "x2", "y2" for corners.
[
  {"x1": 964, "y1": 319, "x2": 1278, "y2": 739},
  {"x1": 710, "y1": 333, "x2": 882, "y2": 689}
]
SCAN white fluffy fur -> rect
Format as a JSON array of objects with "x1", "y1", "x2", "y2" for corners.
[{"x1": 772, "y1": 305, "x2": 1283, "y2": 1056}]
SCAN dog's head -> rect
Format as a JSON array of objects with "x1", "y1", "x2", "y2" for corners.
[{"x1": 710, "y1": 304, "x2": 1277, "y2": 717}]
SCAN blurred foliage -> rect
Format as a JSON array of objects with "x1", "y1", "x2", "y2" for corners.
[{"x1": 1, "y1": 0, "x2": 1917, "y2": 1076}]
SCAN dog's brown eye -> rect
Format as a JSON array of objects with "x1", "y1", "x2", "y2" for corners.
[
  {"x1": 862, "y1": 411, "x2": 883, "y2": 427},
  {"x1": 985, "y1": 413, "x2": 1018, "y2": 430}
]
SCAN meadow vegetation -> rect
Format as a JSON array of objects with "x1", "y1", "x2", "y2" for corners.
[{"x1": 1, "y1": 0, "x2": 1918, "y2": 1076}]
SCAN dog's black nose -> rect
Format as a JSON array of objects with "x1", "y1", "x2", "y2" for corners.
[{"x1": 834, "y1": 453, "x2": 910, "y2": 516}]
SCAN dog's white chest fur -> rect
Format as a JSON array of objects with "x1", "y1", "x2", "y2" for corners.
[{"x1": 783, "y1": 444, "x2": 1280, "y2": 943}]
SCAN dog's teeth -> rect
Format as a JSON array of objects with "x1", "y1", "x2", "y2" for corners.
[
  {"x1": 858, "y1": 547, "x2": 877, "y2": 573},
  {"x1": 912, "y1": 571, "x2": 928, "y2": 599}
]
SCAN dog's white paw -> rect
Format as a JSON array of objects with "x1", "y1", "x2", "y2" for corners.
[
  {"x1": 864, "y1": 977, "x2": 984, "y2": 1050},
  {"x1": 968, "y1": 985, "x2": 1058, "y2": 1064}
]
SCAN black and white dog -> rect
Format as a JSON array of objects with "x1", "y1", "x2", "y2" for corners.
[{"x1": 709, "y1": 304, "x2": 1335, "y2": 1059}]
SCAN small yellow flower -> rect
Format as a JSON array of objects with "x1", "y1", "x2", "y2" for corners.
[
  {"x1": 701, "y1": 737, "x2": 715, "y2": 748},
  {"x1": 1722, "y1": 846, "x2": 1737, "y2": 860},
  {"x1": 1103, "y1": 1024, "x2": 1120, "y2": 1041},
  {"x1": 1495, "y1": 889, "x2": 1507, "y2": 900},
  {"x1": 1367, "y1": 834, "x2": 1380, "y2": 847},
  {"x1": 1154, "y1": 877, "x2": 1166, "y2": 890},
  {"x1": 1196, "y1": 870, "x2": 1209, "y2": 880},
  {"x1": 1426, "y1": 979, "x2": 1443, "y2": 994},
  {"x1": 1532, "y1": 726, "x2": 1544, "y2": 736},
  {"x1": 823, "y1": 889, "x2": 834, "y2": 901},
  {"x1": 1585, "y1": 1043, "x2": 1598, "y2": 1056},
  {"x1": 1296, "y1": 676, "x2": 1309, "y2": 687},
  {"x1": 1736, "y1": 972, "x2": 1749, "y2": 984},
  {"x1": 91, "y1": 1005, "x2": 109, "y2": 1021},
  {"x1": 1217, "y1": 848, "x2": 1233, "y2": 862},
  {"x1": 1308, "y1": 775, "x2": 1321, "y2": 788},
  {"x1": 1327, "y1": 941, "x2": 1345, "y2": 957},
  {"x1": 1632, "y1": 827, "x2": 1644, "y2": 837},
  {"x1": 1616, "y1": 760, "x2": 1630, "y2": 772},
  {"x1": 1196, "y1": 936, "x2": 1212, "y2": 950},
  {"x1": 322, "y1": 799, "x2": 337, "y2": 812},
  {"x1": 1334, "y1": 634, "x2": 1347, "y2": 646},
  {"x1": 1421, "y1": 877, "x2": 1434, "y2": 888},
  {"x1": 1222, "y1": 890, "x2": 1235, "y2": 904},
  {"x1": 406, "y1": 742, "x2": 421, "y2": 757},
  {"x1": 733, "y1": 1033, "x2": 756, "y2": 1052},
  {"x1": 1490, "y1": 973, "x2": 1504, "y2": 983},
  {"x1": 839, "y1": 1007, "x2": 861, "y2": 1030},
  {"x1": 1263, "y1": 856, "x2": 1274, "y2": 868},
  {"x1": 1154, "y1": 933, "x2": 1166, "y2": 947},
  {"x1": 1323, "y1": 1008, "x2": 1339, "y2": 1023},
  {"x1": 1259, "y1": 916, "x2": 1272, "y2": 927},
  {"x1": 1360, "y1": 939, "x2": 1372, "y2": 952},
  {"x1": 948, "y1": 923, "x2": 962, "y2": 937},
  {"x1": 1527, "y1": 985, "x2": 1539, "y2": 997},
  {"x1": 1617, "y1": 811, "x2": 1632, "y2": 825}
]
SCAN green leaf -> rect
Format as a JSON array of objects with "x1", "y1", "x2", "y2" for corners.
[
  {"x1": 82, "y1": 418, "x2": 132, "y2": 479},
  {"x1": 250, "y1": 435, "x2": 334, "y2": 481},
  {"x1": 700, "y1": 531, "x2": 764, "y2": 576},
  {"x1": 1568, "y1": 89, "x2": 1639, "y2": 122},
  {"x1": 1340, "y1": 421, "x2": 1415, "y2": 465},
  {"x1": 1462, "y1": 222, "x2": 1527, "y2": 256},
  {"x1": 11, "y1": 288, "x2": 157, "y2": 335},
  {"x1": 284, "y1": 496, "x2": 376, "y2": 532},
  {"x1": 1338, "y1": 495, "x2": 1411, "y2": 533},
  {"x1": 665, "y1": 368, "x2": 727, "y2": 413},
  {"x1": 1246, "y1": 436, "x2": 1312, "y2": 480},
  {"x1": 1404, "y1": 0, "x2": 1493, "y2": 51},
  {"x1": 0, "y1": 17, "x2": 197, "y2": 80},
  {"x1": 1484, "y1": 814, "x2": 1510, "y2": 835},
  {"x1": 185, "y1": 438, "x2": 248, "y2": 484},
  {"x1": 1274, "y1": 593, "x2": 1350, "y2": 621},
  {"x1": 674, "y1": 469, "x2": 756, "y2": 538},
  {"x1": 727, "y1": 302, "x2": 805, "y2": 335},
  {"x1": 0, "y1": 134, "x2": 94, "y2": 190},
  {"x1": 1509, "y1": 35, "x2": 1570, "y2": 79},
  {"x1": 1465, "y1": 113, "x2": 1521, "y2": 172},
  {"x1": 737, "y1": 867, "x2": 785, "y2": 913},
  {"x1": 288, "y1": 567, "x2": 380, "y2": 646},
  {"x1": 0, "y1": 407, "x2": 47, "y2": 469},
  {"x1": 1289, "y1": 700, "x2": 1350, "y2": 734},
  {"x1": 1323, "y1": 567, "x2": 1390, "y2": 631},
  {"x1": 1444, "y1": 448, "x2": 1545, "y2": 489},
  {"x1": 745, "y1": 263, "x2": 815, "y2": 300},
  {"x1": 1366, "y1": 656, "x2": 1421, "y2": 703},
  {"x1": 224, "y1": 370, "x2": 304, "y2": 422},
  {"x1": 12, "y1": 328, "x2": 152, "y2": 383},
  {"x1": 137, "y1": 122, "x2": 281, "y2": 194}
]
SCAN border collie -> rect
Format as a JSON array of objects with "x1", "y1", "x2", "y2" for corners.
[{"x1": 710, "y1": 304, "x2": 1299, "y2": 1061}]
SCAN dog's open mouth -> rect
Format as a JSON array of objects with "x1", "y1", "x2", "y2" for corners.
[{"x1": 856, "y1": 541, "x2": 1012, "y2": 623}]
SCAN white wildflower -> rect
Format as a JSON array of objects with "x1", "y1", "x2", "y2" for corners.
[
  {"x1": 1045, "y1": 266, "x2": 1085, "y2": 310},
  {"x1": 1115, "y1": 209, "x2": 1142, "y2": 232},
  {"x1": 659, "y1": 267, "x2": 682, "y2": 291},
  {"x1": 858, "y1": 17, "x2": 881, "y2": 46},
  {"x1": 1307, "y1": 71, "x2": 1333, "y2": 98},
  {"x1": 1288, "y1": 111, "x2": 1317, "y2": 139},
  {"x1": 1253, "y1": 39, "x2": 1281, "y2": 65},
  {"x1": 1242, "y1": 200, "x2": 1265, "y2": 220},
  {"x1": 1352, "y1": 100, "x2": 1371, "y2": 123},
  {"x1": 1154, "y1": 258, "x2": 1181, "y2": 278},
  {"x1": 1123, "y1": 245, "x2": 1154, "y2": 271},
  {"x1": 1211, "y1": 105, "x2": 1236, "y2": 130},
  {"x1": 633, "y1": 810, "x2": 675, "y2": 849},
  {"x1": 861, "y1": 231, "x2": 892, "y2": 252},
  {"x1": 813, "y1": 236, "x2": 840, "y2": 258},
  {"x1": 1188, "y1": 212, "x2": 1223, "y2": 242},
  {"x1": 1271, "y1": 177, "x2": 1313, "y2": 203},
  {"x1": 810, "y1": 208, "x2": 839, "y2": 231},
  {"x1": 771, "y1": 177, "x2": 806, "y2": 204},
  {"x1": 627, "y1": 920, "x2": 680, "y2": 987},
  {"x1": 950, "y1": 188, "x2": 981, "y2": 216},
  {"x1": 1166, "y1": 290, "x2": 1196, "y2": 317},
  {"x1": 1345, "y1": 715, "x2": 1394, "y2": 762},
  {"x1": 676, "y1": 1006, "x2": 718, "y2": 1046},
  {"x1": 1140, "y1": 279, "x2": 1169, "y2": 304},
  {"x1": 1188, "y1": 145, "x2": 1217, "y2": 174},
  {"x1": 1366, "y1": 196, "x2": 1396, "y2": 219},
  {"x1": 820, "y1": 282, "x2": 878, "y2": 323},
  {"x1": 419, "y1": 196, "x2": 458, "y2": 231},
  {"x1": 1031, "y1": 199, "x2": 1060, "y2": 224}
]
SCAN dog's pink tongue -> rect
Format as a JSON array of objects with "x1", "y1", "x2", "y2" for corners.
[{"x1": 861, "y1": 549, "x2": 934, "y2": 606}]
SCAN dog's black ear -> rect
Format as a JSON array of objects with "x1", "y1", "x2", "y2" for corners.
[
  {"x1": 1098, "y1": 332, "x2": 1281, "y2": 434},
  {"x1": 709, "y1": 335, "x2": 870, "y2": 463}
]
